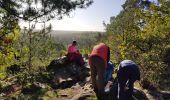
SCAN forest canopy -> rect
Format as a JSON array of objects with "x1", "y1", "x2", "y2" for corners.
[{"x1": 105, "y1": 0, "x2": 170, "y2": 90}]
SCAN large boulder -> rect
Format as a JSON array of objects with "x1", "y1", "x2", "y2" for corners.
[{"x1": 47, "y1": 56, "x2": 90, "y2": 89}]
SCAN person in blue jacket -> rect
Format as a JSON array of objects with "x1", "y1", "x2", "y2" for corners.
[
  {"x1": 117, "y1": 60, "x2": 140, "y2": 100},
  {"x1": 104, "y1": 61, "x2": 114, "y2": 84}
]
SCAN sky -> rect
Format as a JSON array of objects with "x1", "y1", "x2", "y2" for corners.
[{"x1": 19, "y1": 0, "x2": 126, "y2": 32}]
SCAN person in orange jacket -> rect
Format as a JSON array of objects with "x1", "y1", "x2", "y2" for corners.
[{"x1": 89, "y1": 43, "x2": 110, "y2": 100}]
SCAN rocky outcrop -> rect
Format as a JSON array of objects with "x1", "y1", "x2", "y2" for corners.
[
  {"x1": 47, "y1": 56, "x2": 90, "y2": 89},
  {"x1": 1, "y1": 56, "x2": 170, "y2": 100}
]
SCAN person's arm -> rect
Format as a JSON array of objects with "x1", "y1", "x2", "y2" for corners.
[{"x1": 67, "y1": 44, "x2": 71, "y2": 53}]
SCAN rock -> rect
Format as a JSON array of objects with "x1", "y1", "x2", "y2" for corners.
[
  {"x1": 58, "y1": 90, "x2": 70, "y2": 97},
  {"x1": 21, "y1": 82, "x2": 42, "y2": 94},
  {"x1": 133, "y1": 88, "x2": 148, "y2": 100},
  {"x1": 47, "y1": 56, "x2": 90, "y2": 89},
  {"x1": 1, "y1": 84, "x2": 15, "y2": 95},
  {"x1": 160, "y1": 91, "x2": 170, "y2": 100},
  {"x1": 47, "y1": 56, "x2": 170, "y2": 100},
  {"x1": 71, "y1": 91, "x2": 95, "y2": 100},
  {"x1": 140, "y1": 80, "x2": 157, "y2": 91}
]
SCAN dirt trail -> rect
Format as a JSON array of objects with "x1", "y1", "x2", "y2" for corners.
[{"x1": 56, "y1": 81, "x2": 170, "y2": 100}]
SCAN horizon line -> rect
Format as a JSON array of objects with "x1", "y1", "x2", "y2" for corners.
[
  {"x1": 20, "y1": 28, "x2": 105, "y2": 33},
  {"x1": 51, "y1": 29, "x2": 105, "y2": 32}
]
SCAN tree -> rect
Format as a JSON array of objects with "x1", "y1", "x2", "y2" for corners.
[
  {"x1": 0, "y1": 2, "x2": 20, "y2": 70},
  {"x1": 106, "y1": 0, "x2": 141, "y2": 60},
  {"x1": 106, "y1": 0, "x2": 170, "y2": 90},
  {"x1": 0, "y1": 0, "x2": 93, "y2": 22},
  {"x1": 0, "y1": 0, "x2": 93, "y2": 68}
]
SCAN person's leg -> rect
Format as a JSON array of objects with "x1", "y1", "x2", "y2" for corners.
[
  {"x1": 90, "y1": 56, "x2": 106, "y2": 100},
  {"x1": 74, "y1": 53, "x2": 85, "y2": 65},
  {"x1": 89, "y1": 57, "x2": 97, "y2": 91},
  {"x1": 117, "y1": 67, "x2": 128, "y2": 100},
  {"x1": 66, "y1": 53, "x2": 71, "y2": 61},
  {"x1": 94, "y1": 57, "x2": 105, "y2": 92},
  {"x1": 78, "y1": 53, "x2": 85, "y2": 65},
  {"x1": 104, "y1": 69, "x2": 109, "y2": 84},
  {"x1": 126, "y1": 65, "x2": 139, "y2": 100},
  {"x1": 127, "y1": 79, "x2": 135, "y2": 100},
  {"x1": 68, "y1": 53, "x2": 75, "y2": 62}
]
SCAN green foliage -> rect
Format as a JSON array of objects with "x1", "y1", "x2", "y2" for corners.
[
  {"x1": 0, "y1": 0, "x2": 95, "y2": 99},
  {"x1": 106, "y1": 0, "x2": 170, "y2": 90},
  {"x1": 12, "y1": 28, "x2": 65, "y2": 67},
  {"x1": 0, "y1": 0, "x2": 93, "y2": 21},
  {"x1": 0, "y1": 11, "x2": 21, "y2": 75}
]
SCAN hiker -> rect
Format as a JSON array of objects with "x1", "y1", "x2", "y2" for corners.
[
  {"x1": 89, "y1": 43, "x2": 113, "y2": 100},
  {"x1": 104, "y1": 46, "x2": 114, "y2": 84},
  {"x1": 117, "y1": 60, "x2": 140, "y2": 100},
  {"x1": 104, "y1": 61, "x2": 114, "y2": 85},
  {"x1": 66, "y1": 40, "x2": 85, "y2": 65}
]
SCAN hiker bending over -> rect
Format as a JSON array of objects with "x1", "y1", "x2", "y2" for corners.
[
  {"x1": 66, "y1": 40, "x2": 85, "y2": 65},
  {"x1": 89, "y1": 43, "x2": 113, "y2": 100},
  {"x1": 117, "y1": 60, "x2": 140, "y2": 100}
]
